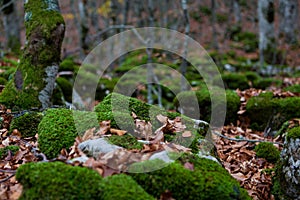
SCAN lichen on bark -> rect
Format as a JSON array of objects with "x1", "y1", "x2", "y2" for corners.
[{"x1": 0, "y1": 0, "x2": 65, "y2": 109}]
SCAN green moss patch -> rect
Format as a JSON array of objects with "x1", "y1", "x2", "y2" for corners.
[
  {"x1": 130, "y1": 157, "x2": 251, "y2": 200},
  {"x1": 56, "y1": 77, "x2": 72, "y2": 102},
  {"x1": 99, "y1": 174, "x2": 154, "y2": 200},
  {"x1": 254, "y1": 142, "x2": 280, "y2": 163},
  {"x1": 16, "y1": 162, "x2": 102, "y2": 200},
  {"x1": 246, "y1": 94, "x2": 300, "y2": 131},
  {"x1": 283, "y1": 84, "x2": 300, "y2": 93},
  {"x1": 107, "y1": 134, "x2": 143, "y2": 150},
  {"x1": 38, "y1": 108, "x2": 77, "y2": 159},
  {"x1": 286, "y1": 127, "x2": 300, "y2": 141},
  {"x1": 9, "y1": 112, "x2": 43, "y2": 137},
  {"x1": 0, "y1": 145, "x2": 19, "y2": 159}
]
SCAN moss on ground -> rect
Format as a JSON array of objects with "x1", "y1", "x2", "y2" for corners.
[
  {"x1": 0, "y1": 77, "x2": 7, "y2": 85},
  {"x1": 246, "y1": 93, "x2": 300, "y2": 131},
  {"x1": 283, "y1": 84, "x2": 300, "y2": 93},
  {"x1": 286, "y1": 126, "x2": 300, "y2": 141},
  {"x1": 253, "y1": 78, "x2": 282, "y2": 89},
  {"x1": 215, "y1": 73, "x2": 250, "y2": 90},
  {"x1": 254, "y1": 142, "x2": 280, "y2": 163},
  {"x1": 38, "y1": 108, "x2": 77, "y2": 159},
  {"x1": 130, "y1": 157, "x2": 251, "y2": 200},
  {"x1": 174, "y1": 89, "x2": 240, "y2": 125},
  {"x1": 16, "y1": 162, "x2": 153, "y2": 200},
  {"x1": 16, "y1": 162, "x2": 103, "y2": 200},
  {"x1": 9, "y1": 112, "x2": 43, "y2": 137},
  {"x1": 99, "y1": 174, "x2": 155, "y2": 200},
  {"x1": 107, "y1": 134, "x2": 143, "y2": 150},
  {"x1": 0, "y1": 145, "x2": 19, "y2": 159}
]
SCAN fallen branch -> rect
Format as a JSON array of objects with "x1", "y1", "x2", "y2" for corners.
[
  {"x1": 212, "y1": 130, "x2": 283, "y2": 145},
  {"x1": 0, "y1": 174, "x2": 14, "y2": 183},
  {"x1": 0, "y1": 169, "x2": 16, "y2": 173}
]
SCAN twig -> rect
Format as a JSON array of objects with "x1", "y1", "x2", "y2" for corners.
[
  {"x1": 0, "y1": 169, "x2": 16, "y2": 173},
  {"x1": 0, "y1": 0, "x2": 15, "y2": 12},
  {"x1": 212, "y1": 130, "x2": 283, "y2": 145},
  {"x1": 0, "y1": 174, "x2": 14, "y2": 183}
]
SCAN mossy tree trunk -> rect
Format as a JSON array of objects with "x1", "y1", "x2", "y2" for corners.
[{"x1": 0, "y1": 0, "x2": 65, "y2": 109}]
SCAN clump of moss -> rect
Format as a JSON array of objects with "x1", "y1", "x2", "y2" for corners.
[
  {"x1": 244, "y1": 71, "x2": 260, "y2": 82},
  {"x1": 217, "y1": 73, "x2": 250, "y2": 90},
  {"x1": 253, "y1": 78, "x2": 282, "y2": 89},
  {"x1": 283, "y1": 84, "x2": 300, "y2": 93},
  {"x1": 99, "y1": 174, "x2": 155, "y2": 200},
  {"x1": 130, "y1": 158, "x2": 251, "y2": 200},
  {"x1": 0, "y1": 145, "x2": 19, "y2": 159},
  {"x1": 174, "y1": 89, "x2": 240, "y2": 125},
  {"x1": 59, "y1": 58, "x2": 75, "y2": 72},
  {"x1": 38, "y1": 108, "x2": 77, "y2": 159},
  {"x1": 286, "y1": 127, "x2": 300, "y2": 141},
  {"x1": 254, "y1": 142, "x2": 280, "y2": 163},
  {"x1": 9, "y1": 112, "x2": 43, "y2": 137},
  {"x1": 16, "y1": 162, "x2": 103, "y2": 200},
  {"x1": 107, "y1": 134, "x2": 143, "y2": 150},
  {"x1": 56, "y1": 77, "x2": 72, "y2": 102},
  {"x1": 0, "y1": 77, "x2": 7, "y2": 85}
]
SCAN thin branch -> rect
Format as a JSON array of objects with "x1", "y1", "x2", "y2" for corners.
[
  {"x1": 0, "y1": 0, "x2": 14, "y2": 12},
  {"x1": 0, "y1": 174, "x2": 14, "y2": 183},
  {"x1": 0, "y1": 169, "x2": 16, "y2": 173},
  {"x1": 212, "y1": 130, "x2": 283, "y2": 145}
]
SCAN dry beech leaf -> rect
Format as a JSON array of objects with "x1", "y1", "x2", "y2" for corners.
[
  {"x1": 182, "y1": 131, "x2": 192, "y2": 138},
  {"x1": 183, "y1": 162, "x2": 194, "y2": 171},
  {"x1": 11, "y1": 129, "x2": 21, "y2": 137},
  {"x1": 156, "y1": 114, "x2": 168, "y2": 123},
  {"x1": 82, "y1": 127, "x2": 96, "y2": 141},
  {"x1": 97, "y1": 120, "x2": 111, "y2": 135},
  {"x1": 110, "y1": 128, "x2": 127, "y2": 136}
]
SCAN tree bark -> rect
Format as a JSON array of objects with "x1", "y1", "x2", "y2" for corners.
[
  {"x1": 279, "y1": 0, "x2": 299, "y2": 44},
  {"x1": 1, "y1": 0, "x2": 21, "y2": 53},
  {"x1": 258, "y1": 0, "x2": 275, "y2": 66},
  {"x1": 0, "y1": 0, "x2": 65, "y2": 109}
]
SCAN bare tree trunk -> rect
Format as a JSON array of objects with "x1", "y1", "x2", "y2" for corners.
[
  {"x1": 1, "y1": 0, "x2": 20, "y2": 53},
  {"x1": 258, "y1": 0, "x2": 275, "y2": 66},
  {"x1": 211, "y1": 0, "x2": 218, "y2": 49},
  {"x1": 0, "y1": 0, "x2": 65, "y2": 109},
  {"x1": 279, "y1": 0, "x2": 299, "y2": 44},
  {"x1": 78, "y1": 0, "x2": 89, "y2": 53},
  {"x1": 233, "y1": 0, "x2": 241, "y2": 25},
  {"x1": 180, "y1": 0, "x2": 190, "y2": 92},
  {"x1": 147, "y1": 0, "x2": 154, "y2": 105}
]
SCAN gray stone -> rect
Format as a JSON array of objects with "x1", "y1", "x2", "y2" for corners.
[{"x1": 78, "y1": 138, "x2": 122, "y2": 158}]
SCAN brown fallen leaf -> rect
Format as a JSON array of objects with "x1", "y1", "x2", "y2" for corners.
[
  {"x1": 110, "y1": 128, "x2": 127, "y2": 136},
  {"x1": 82, "y1": 127, "x2": 96, "y2": 141},
  {"x1": 182, "y1": 131, "x2": 192, "y2": 138}
]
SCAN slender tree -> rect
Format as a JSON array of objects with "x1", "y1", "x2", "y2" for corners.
[
  {"x1": 258, "y1": 0, "x2": 275, "y2": 66},
  {"x1": 279, "y1": 0, "x2": 299, "y2": 44},
  {"x1": 0, "y1": 0, "x2": 21, "y2": 53},
  {"x1": 0, "y1": 0, "x2": 65, "y2": 109}
]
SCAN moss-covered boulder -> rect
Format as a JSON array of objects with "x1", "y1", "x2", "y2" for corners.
[
  {"x1": 174, "y1": 89, "x2": 240, "y2": 125},
  {"x1": 254, "y1": 142, "x2": 280, "y2": 163},
  {"x1": 56, "y1": 77, "x2": 72, "y2": 102},
  {"x1": 130, "y1": 157, "x2": 251, "y2": 200},
  {"x1": 246, "y1": 94, "x2": 300, "y2": 131},
  {"x1": 16, "y1": 162, "x2": 103, "y2": 200},
  {"x1": 0, "y1": 145, "x2": 19, "y2": 159},
  {"x1": 99, "y1": 174, "x2": 155, "y2": 200},
  {"x1": 107, "y1": 134, "x2": 143, "y2": 150},
  {"x1": 38, "y1": 109, "x2": 98, "y2": 159},
  {"x1": 273, "y1": 127, "x2": 300, "y2": 200},
  {"x1": 9, "y1": 112, "x2": 43, "y2": 137},
  {"x1": 283, "y1": 84, "x2": 300, "y2": 93},
  {"x1": 214, "y1": 73, "x2": 249, "y2": 90},
  {"x1": 253, "y1": 78, "x2": 282, "y2": 89},
  {"x1": 94, "y1": 93, "x2": 180, "y2": 131}
]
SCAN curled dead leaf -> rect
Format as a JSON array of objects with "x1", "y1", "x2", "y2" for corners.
[{"x1": 110, "y1": 128, "x2": 127, "y2": 136}]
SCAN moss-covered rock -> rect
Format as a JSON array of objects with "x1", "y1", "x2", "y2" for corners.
[
  {"x1": 253, "y1": 78, "x2": 282, "y2": 89},
  {"x1": 246, "y1": 93, "x2": 300, "y2": 131},
  {"x1": 283, "y1": 84, "x2": 300, "y2": 93},
  {"x1": 130, "y1": 158, "x2": 251, "y2": 200},
  {"x1": 174, "y1": 89, "x2": 240, "y2": 125},
  {"x1": 0, "y1": 145, "x2": 19, "y2": 159},
  {"x1": 107, "y1": 134, "x2": 143, "y2": 150},
  {"x1": 99, "y1": 174, "x2": 155, "y2": 200},
  {"x1": 9, "y1": 112, "x2": 43, "y2": 138},
  {"x1": 254, "y1": 142, "x2": 280, "y2": 163},
  {"x1": 16, "y1": 162, "x2": 103, "y2": 200},
  {"x1": 273, "y1": 126, "x2": 300, "y2": 200},
  {"x1": 59, "y1": 57, "x2": 76, "y2": 72},
  {"x1": 215, "y1": 73, "x2": 249, "y2": 90},
  {"x1": 38, "y1": 108, "x2": 76, "y2": 159}
]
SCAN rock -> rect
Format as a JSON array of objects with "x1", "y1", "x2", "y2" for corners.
[
  {"x1": 78, "y1": 138, "x2": 122, "y2": 158},
  {"x1": 149, "y1": 150, "x2": 174, "y2": 163}
]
